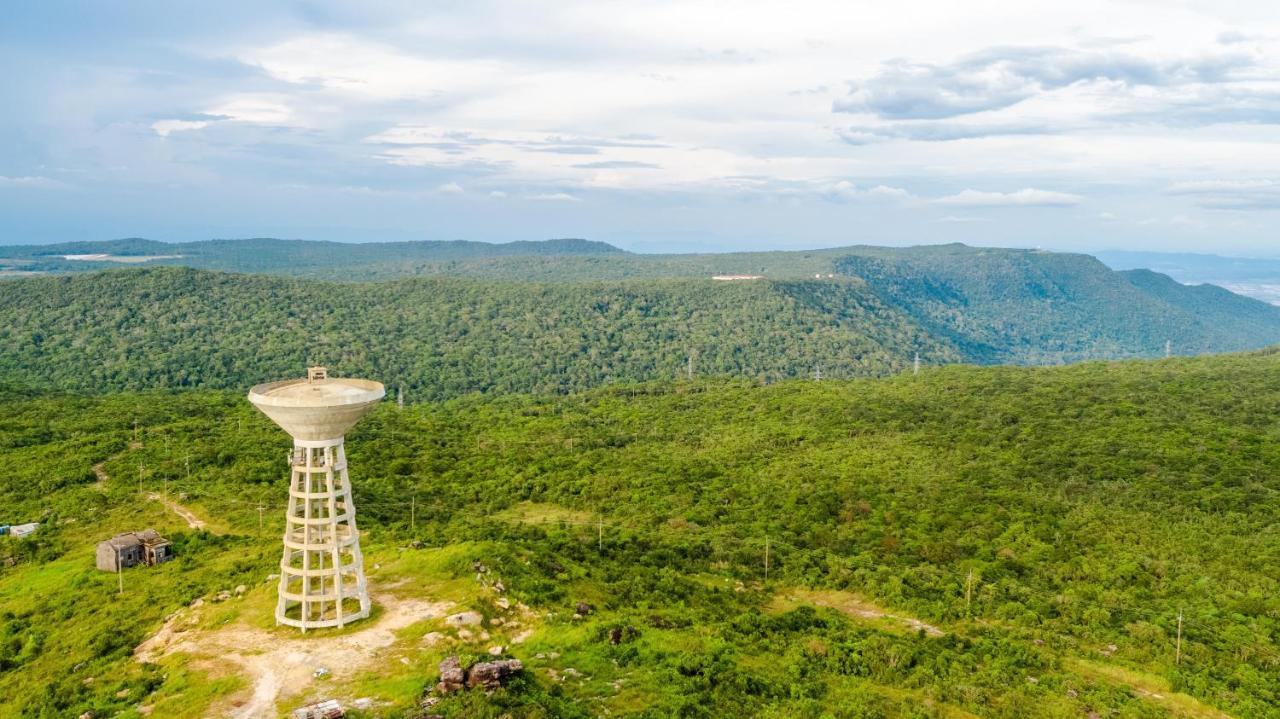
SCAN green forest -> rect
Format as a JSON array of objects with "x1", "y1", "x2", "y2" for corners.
[
  {"x1": 0, "y1": 352, "x2": 1277, "y2": 717},
  {"x1": 4, "y1": 245, "x2": 1280, "y2": 401}
]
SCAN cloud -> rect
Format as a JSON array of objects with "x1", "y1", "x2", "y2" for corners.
[
  {"x1": 0, "y1": 175, "x2": 66, "y2": 189},
  {"x1": 935, "y1": 215, "x2": 989, "y2": 223},
  {"x1": 1166, "y1": 179, "x2": 1280, "y2": 210},
  {"x1": 528, "y1": 192, "x2": 580, "y2": 201},
  {"x1": 572, "y1": 160, "x2": 661, "y2": 169},
  {"x1": 488, "y1": 190, "x2": 507, "y2": 198},
  {"x1": 824, "y1": 180, "x2": 913, "y2": 202},
  {"x1": 438, "y1": 181, "x2": 464, "y2": 194},
  {"x1": 151, "y1": 119, "x2": 210, "y2": 137},
  {"x1": 835, "y1": 45, "x2": 1258, "y2": 121},
  {"x1": 935, "y1": 188, "x2": 1083, "y2": 207}
]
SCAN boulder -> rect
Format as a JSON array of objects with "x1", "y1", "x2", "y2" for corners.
[
  {"x1": 466, "y1": 659, "x2": 523, "y2": 690},
  {"x1": 435, "y1": 655, "x2": 523, "y2": 694},
  {"x1": 436, "y1": 656, "x2": 466, "y2": 694},
  {"x1": 574, "y1": 602, "x2": 593, "y2": 616}
]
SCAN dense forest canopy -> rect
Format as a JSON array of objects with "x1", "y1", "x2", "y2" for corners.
[
  {"x1": 0, "y1": 353, "x2": 1277, "y2": 716},
  {"x1": 2, "y1": 250, "x2": 1280, "y2": 399}
]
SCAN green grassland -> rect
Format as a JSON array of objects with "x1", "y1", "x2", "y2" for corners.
[{"x1": 1, "y1": 351, "x2": 1278, "y2": 716}]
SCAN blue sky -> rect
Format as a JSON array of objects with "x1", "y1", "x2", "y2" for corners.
[{"x1": 2, "y1": 1, "x2": 1279, "y2": 254}]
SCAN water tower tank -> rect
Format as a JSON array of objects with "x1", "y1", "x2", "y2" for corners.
[{"x1": 248, "y1": 367, "x2": 384, "y2": 630}]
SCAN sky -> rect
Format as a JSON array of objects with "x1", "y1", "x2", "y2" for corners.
[{"x1": 2, "y1": 1, "x2": 1279, "y2": 254}]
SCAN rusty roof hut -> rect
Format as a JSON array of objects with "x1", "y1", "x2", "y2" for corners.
[{"x1": 96, "y1": 529, "x2": 173, "y2": 572}]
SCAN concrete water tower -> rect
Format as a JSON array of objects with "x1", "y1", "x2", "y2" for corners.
[{"x1": 248, "y1": 367, "x2": 384, "y2": 630}]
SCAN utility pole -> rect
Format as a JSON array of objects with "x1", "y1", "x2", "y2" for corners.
[
  {"x1": 764, "y1": 535, "x2": 771, "y2": 583},
  {"x1": 410, "y1": 494, "x2": 417, "y2": 531},
  {"x1": 913, "y1": 352, "x2": 921, "y2": 376},
  {"x1": 258, "y1": 504, "x2": 265, "y2": 533},
  {"x1": 1165, "y1": 340, "x2": 1172, "y2": 359},
  {"x1": 397, "y1": 386, "x2": 404, "y2": 410},
  {"x1": 813, "y1": 365, "x2": 822, "y2": 381},
  {"x1": 133, "y1": 418, "x2": 139, "y2": 444},
  {"x1": 598, "y1": 516, "x2": 604, "y2": 551},
  {"x1": 118, "y1": 564, "x2": 123, "y2": 595},
  {"x1": 138, "y1": 463, "x2": 144, "y2": 494},
  {"x1": 687, "y1": 353, "x2": 694, "y2": 380},
  {"x1": 1176, "y1": 609, "x2": 1183, "y2": 665},
  {"x1": 965, "y1": 569, "x2": 974, "y2": 618}
]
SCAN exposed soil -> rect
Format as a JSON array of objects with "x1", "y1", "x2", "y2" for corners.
[{"x1": 136, "y1": 590, "x2": 453, "y2": 718}]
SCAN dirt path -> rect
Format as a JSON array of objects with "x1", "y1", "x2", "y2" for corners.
[
  {"x1": 146, "y1": 492, "x2": 209, "y2": 531},
  {"x1": 136, "y1": 590, "x2": 453, "y2": 718},
  {"x1": 92, "y1": 462, "x2": 109, "y2": 491},
  {"x1": 773, "y1": 588, "x2": 946, "y2": 637}
]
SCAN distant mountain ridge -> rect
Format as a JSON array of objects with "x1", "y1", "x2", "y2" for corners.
[{"x1": 0, "y1": 236, "x2": 625, "y2": 278}]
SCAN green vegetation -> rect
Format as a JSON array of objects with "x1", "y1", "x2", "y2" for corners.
[
  {"x1": 0, "y1": 267, "x2": 955, "y2": 398},
  {"x1": 835, "y1": 244, "x2": 1280, "y2": 362},
  {"x1": 5, "y1": 246, "x2": 1280, "y2": 401},
  {"x1": 1, "y1": 352, "x2": 1278, "y2": 716}
]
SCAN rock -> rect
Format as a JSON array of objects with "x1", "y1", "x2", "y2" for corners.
[
  {"x1": 189, "y1": 598, "x2": 204, "y2": 608},
  {"x1": 479, "y1": 630, "x2": 491, "y2": 641},
  {"x1": 353, "y1": 697, "x2": 373, "y2": 710},
  {"x1": 400, "y1": 657, "x2": 410, "y2": 665},
  {"x1": 445, "y1": 611, "x2": 483, "y2": 627},
  {"x1": 312, "y1": 666, "x2": 330, "y2": 679},
  {"x1": 233, "y1": 584, "x2": 247, "y2": 596},
  {"x1": 213, "y1": 590, "x2": 232, "y2": 602},
  {"x1": 266, "y1": 574, "x2": 279, "y2": 582},
  {"x1": 115, "y1": 689, "x2": 130, "y2": 698},
  {"x1": 79, "y1": 712, "x2": 93, "y2": 719},
  {"x1": 1066, "y1": 688, "x2": 1078, "y2": 699},
  {"x1": 489, "y1": 617, "x2": 504, "y2": 626},
  {"x1": 422, "y1": 631, "x2": 446, "y2": 646},
  {"x1": 456, "y1": 628, "x2": 473, "y2": 641},
  {"x1": 466, "y1": 659, "x2": 523, "y2": 690},
  {"x1": 435, "y1": 655, "x2": 523, "y2": 695},
  {"x1": 574, "y1": 602, "x2": 593, "y2": 616},
  {"x1": 1026, "y1": 676, "x2": 1038, "y2": 684},
  {"x1": 410, "y1": 540, "x2": 424, "y2": 549},
  {"x1": 495, "y1": 597, "x2": 511, "y2": 610},
  {"x1": 493, "y1": 581, "x2": 505, "y2": 593},
  {"x1": 436, "y1": 656, "x2": 466, "y2": 694},
  {"x1": 488, "y1": 645, "x2": 504, "y2": 656}
]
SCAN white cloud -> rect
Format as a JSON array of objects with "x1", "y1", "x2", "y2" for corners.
[
  {"x1": 528, "y1": 192, "x2": 580, "y2": 202},
  {"x1": 935, "y1": 188, "x2": 1084, "y2": 207},
  {"x1": 1166, "y1": 179, "x2": 1280, "y2": 209},
  {"x1": 489, "y1": 190, "x2": 508, "y2": 198},
  {"x1": 438, "y1": 181, "x2": 464, "y2": 194},
  {"x1": 151, "y1": 119, "x2": 210, "y2": 137},
  {"x1": 935, "y1": 215, "x2": 989, "y2": 223},
  {"x1": 0, "y1": 175, "x2": 65, "y2": 189}
]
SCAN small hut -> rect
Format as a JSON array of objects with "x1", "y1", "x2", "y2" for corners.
[{"x1": 96, "y1": 529, "x2": 172, "y2": 571}]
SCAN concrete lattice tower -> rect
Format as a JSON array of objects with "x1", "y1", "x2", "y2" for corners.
[{"x1": 248, "y1": 367, "x2": 385, "y2": 631}]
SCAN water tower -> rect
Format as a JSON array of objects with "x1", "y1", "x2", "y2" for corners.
[{"x1": 248, "y1": 367, "x2": 384, "y2": 630}]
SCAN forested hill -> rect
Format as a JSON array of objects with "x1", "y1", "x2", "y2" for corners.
[
  {"x1": 4, "y1": 261, "x2": 1280, "y2": 398},
  {"x1": 0, "y1": 268, "x2": 956, "y2": 398},
  {"x1": 0, "y1": 237, "x2": 625, "y2": 279},
  {"x1": 833, "y1": 245, "x2": 1280, "y2": 363}
]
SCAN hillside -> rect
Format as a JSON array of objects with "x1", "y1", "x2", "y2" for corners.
[
  {"x1": 0, "y1": 237, "x2": 625, "y2": 280},
  {"x1": 4, "y1": 253, "x2": 1280, "y2": 399},
  {"x1": 834, "y1": 245, "x2": 1280, "y2": 363},
  {"x1": 0, "y1": 268, "x2": 955, "y2": 399},
  {"x1": 0, "y1": 354, "x2": 1277, "y2": 717}
]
